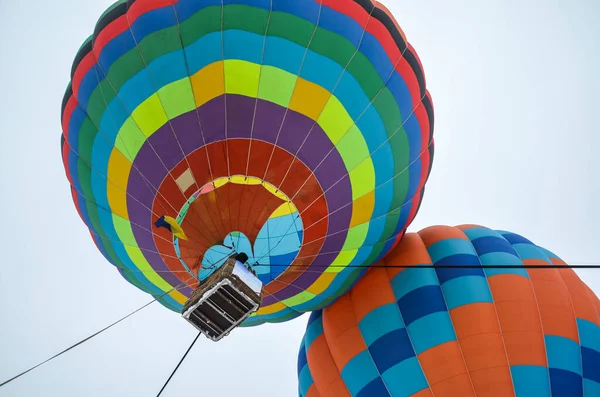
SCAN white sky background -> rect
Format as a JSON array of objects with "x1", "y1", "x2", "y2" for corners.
[{"x1": 0, "y1": 1, "x2": 599, "y2": 396}]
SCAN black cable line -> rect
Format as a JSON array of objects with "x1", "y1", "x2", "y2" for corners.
[
  {"x1": 1, "y1": 258, "x2": 595, "y2": 389},
  {"x1": 0, "y1": 282, "x2": 190, "y2": 389},
  {"x1": 156, "y1": 332, "x2": 201, "y2": 397},
  {"x1": 251, "y1": 264, "x2": 600, "y2": 269}
]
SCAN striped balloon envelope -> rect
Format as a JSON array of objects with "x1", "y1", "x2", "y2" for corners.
[
  {"x1": 60, "y1": 0, "x2": 434, "y2": 325},
  {"x1": 298, "y1": 225, "x2": 600, "y2": 397}
]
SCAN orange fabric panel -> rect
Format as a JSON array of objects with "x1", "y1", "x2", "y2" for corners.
[
  {"x1": 246, "y1": 140, "x2": 272, "y2": 179},
  {"x1": 264, "y1": 146, "x2": 295, "y2": 187},
  {"x1": 306, "y1": 335, "x2": 350, "y2": 397},
  {"x1": 384, "y1": 264, "x2": 405, "y2": 281},
  {"x1": 450, "y1": 303, "x2": 513, "y2": 396},
  {"x1": 419, "y1": 225, "x2": 468, "y2": 247},
  {"x1": 300, "y1": 223, "x2": 327, "y2": 255},
  {"x1": 558, "y1": 269, "x2": 599, "y2": 324},
  {"x1": 297, "y1": 218, "x2": 327, "y2": 247},
  {"x1": 186, "y1": 148, "x2": 213, "y2": 188},
  {"x1": 238, "y1": 185, "x2": 261, "y2": 236},
  {"x1": 226, "y1": 139, "x2": 250, "y2": 176},
  {"x1": 158, "y1": 174, "x2": 187, "y2": 215},
  {"x1": 322, "y1": 295, "x2": 367, "y2": 369},
  {"x1": 468, "y1": 367, "x2": 516, "y2": 397},
  {"x1": 385, "y1": 233, "x2": 431, "y2": 265},
  {"x1": 280, "y1": 158, "x2": 313, "y2": 199},
  {"x1": 383, "y1": 232, "x2": 431, "y2": 279},
  {"x1": 231, "y1": 184, "x2": 250, "y2": 234},
  {"x1": 450, "y1": 303, "x2": 510, "y2": 366},
  {"x1": 213, "y1": 188, "x2": 232, "y2": 235},
  {"x1": 262, "y1": 279, "x2": 295, "y2": 300},
  {"x1": 495, "y1": 303, "x2": 547, "y2": 366},
  {"x1": 418, "y1": 341, "x2": 470, "y2": 386},
  {"x1": 305, "y1": 384, "x2": 321, "y2": 397},
  {"x1": 430, "y1": 374, "x2": 475, "y2": 397},
  {"x1": 301, "y1": 231, "x2": 327, "y2": 252},
  {"x1": 163, "y1": 255, "x2": 187, "y2": 274},
  {"x1": 459, "y1": 332, "x2": 510, "y2": 371},
  {"x1": 190, "y1": 62, "x2": 224, "y2": 107},
  {"x1": 188, "y1": 191, "x2": 225, "y2": 238},
  {"x1": 450, "y1": 302, "x2": 502, "y2": 338},
  {"x1": 489, "y1": 274, "x2": 547, "y2": 366},
  {"x1": 302, "y1": 196, "x2": 329, "y2": 230},
  {"x1": 205, "y1": 141, "x2": 229, "y2": 177},
  {"x1": 349, "y1": 191, "x2": 375, "y2": 228},
  {"x1": 548, "y1": 256, "x2": 567, "y2": 266},
  {"x1": 537, "y1": 306, "x2": 579, "y2": 342},
  {"x1": 321, "y1": 378, "x2": 352, "y2": 397},
  {"x1": 528, "y1": 270, "x2": 579, "y2": 342},
  {"x1": 457, "y1": 224, "x2": 486, "y2": 231},
  {"x1": 350, "y1": 268, "x2": 396, "y2": 322},
  {"x1": 487, "y1": 275, "x2": 536, "y2": 302},
  {"x1": 289, "y1": 78, "x2": 331, "y2": 120},
  {"x1": 502, "y1": 330, "x2": 548, "y2": 367},
  {"x1": 250, "y1": 193, "x2": 286, "y2": 235},
  {"x1": 410, "y1": 389, "x2": 435, "y2": 397},
  {"x1": 306, "y1": 272, "x2": 336, "y2": 294},
  {"x1": 293, "y1": 176, "x2": 323, "y2": 214},
  {"x1": 522, "y1": 259, "x2": 549, "y2": 267}
]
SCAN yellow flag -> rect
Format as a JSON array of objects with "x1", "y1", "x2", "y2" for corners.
[{"x1": 164, "y1": 216, "x2": 188, "y2": 241}]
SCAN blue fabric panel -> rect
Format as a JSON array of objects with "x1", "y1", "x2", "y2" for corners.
[
  {"x1": 341, "y1": 351, "x2": 380, "y2": 396},
  {"x1": 441, "y1": 275, "x2": 493, "y2": 310},
  {"x1": 510, "y1": 366, "x2": 551, "y2": 397},
  {"x1": 545, "y1": 335, "x2": 583, "y2": 375},
  {"x1": 356, "y1": 377, "x2": 391, "y2": 397},
  {"x1": 407, "y1": 312, "x2": 456, "y2": 354},
  {"x1": 578, "y1": 319, "x2": 600, "y2": 352},
  {"x1": 368, "y1": 328, "x2": 414, "y2": 374},
  {"x1": 390, "y1": 267, "x2": 438, "y2": 301},
  {"x1": 397, "y1": 285, "x2": 447, "y2": 326},
  {"x1": 582, "y1": 347, "x2": 600, "y2": 383},
  {"x1": 359, "y1": 303, "x2": 405, "y2": 346},
  {"x1": 549, "y1": 368, "x2": 583, "y2": 397},
  {"x1": 381, "y1": 357, "x2": 429, "y2": 397}
]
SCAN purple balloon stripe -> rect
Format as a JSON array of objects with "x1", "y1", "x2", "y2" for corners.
[{"x1": 127, "y1": 95, "x2": 352, "y2": 299}]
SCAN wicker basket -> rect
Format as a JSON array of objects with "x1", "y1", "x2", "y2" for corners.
[{"x1": 182, "y1": 257, "x2": 263, "y2": 341}]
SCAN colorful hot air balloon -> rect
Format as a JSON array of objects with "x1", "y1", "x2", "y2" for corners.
[
  {"x1": 298, "y1": 225, "x2": 600, "y2": 397},
  {"x1": 60, "y1": 0, "x2": 434, "y2": 326}
]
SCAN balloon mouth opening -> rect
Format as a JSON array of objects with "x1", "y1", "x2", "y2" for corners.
[
  {"x1": 173, "y1": 175, "x2": 304, "y2": 283},
  {"x1": 175, "y1": 175, "x2": 299, "y2": 224}
]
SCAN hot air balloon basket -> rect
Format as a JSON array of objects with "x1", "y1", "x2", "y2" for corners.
[{"x1": 182, "y1": 257, "x2": 263, "y2": 341}]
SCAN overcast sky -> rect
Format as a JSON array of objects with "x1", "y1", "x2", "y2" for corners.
[{"x1": 1, "y1": 1, "x2": 599, "y2": 396}]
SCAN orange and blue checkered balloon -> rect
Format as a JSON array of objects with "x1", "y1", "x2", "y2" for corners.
[{"x1": 298, "y1": 225, "x2": 600, "y2": 397}]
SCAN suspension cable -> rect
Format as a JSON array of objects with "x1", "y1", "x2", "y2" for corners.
[
  {"x1": 0, "y1": 282, "x2": 191, "y2": 388},
  {"x1": 156, "y1": 332, "x2": 201, "y2": 397}
]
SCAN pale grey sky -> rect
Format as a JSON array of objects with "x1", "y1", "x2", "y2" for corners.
[{"x1": 0, "y1": 1, "x2": 599, "y2": 396}]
